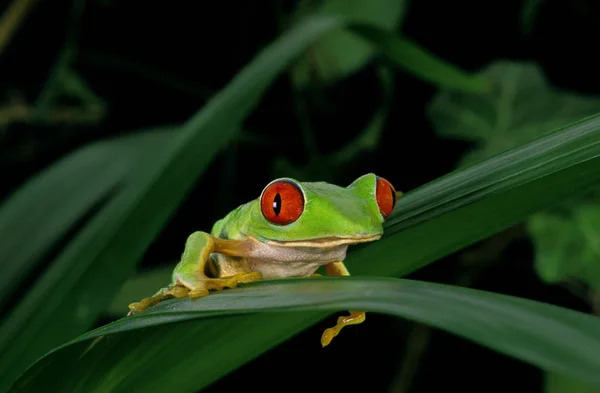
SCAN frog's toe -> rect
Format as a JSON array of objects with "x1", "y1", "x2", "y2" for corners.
[
  {"x1": 127, "y1": 296, "x2": 158, "y2": 314},
  {"x1": 127, "y1": 285, "x2": 189, "y2": 315},
  {"x1": 127, "y1": 303, "x2": 143, "y2": 315},
  {"x1": 188, "y1": 288, "x2": 210, "y2": 298},
  {"x1": 320, "y1": 311, "x2": 366, "y2": 347},
  {"x1": 203, "y1": 272, "x2": 260, "y2": 291},
  {"x1": 167, "y1": 285, "x2": 190, "y2": 298},
  {"x1": 239, "y1": 271, "x2": 263, "y2": 283},
  {"x1": 182, "y1": 272, "x2": 263, "y2": 300}
]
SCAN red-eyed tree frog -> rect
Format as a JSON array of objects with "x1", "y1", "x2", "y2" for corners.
[{"x1": 128, "y1": 173, "x2": 400, "y2": 346}]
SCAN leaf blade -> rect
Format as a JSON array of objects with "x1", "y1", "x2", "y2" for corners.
[{"x1": 11, "y1": 277, "x2": 600, "y2": 392}]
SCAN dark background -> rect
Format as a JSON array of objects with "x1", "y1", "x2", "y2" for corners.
[{"x1": 0, "y1": 0, "x2": 596, "y2": 392}]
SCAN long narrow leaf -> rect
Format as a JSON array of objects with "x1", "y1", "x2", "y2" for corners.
[{"x1": 11, "y1": 277, "x2": 600, "y2": 392}]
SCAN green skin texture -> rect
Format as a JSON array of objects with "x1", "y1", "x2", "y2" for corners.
[
  {"x1": 170, "y1": 173, "x2": 387, "y2": 285},
  {"x1": 215, "y1": 173, "x2": 385, "y2": 242}
]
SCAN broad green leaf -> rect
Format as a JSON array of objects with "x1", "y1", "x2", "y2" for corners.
[
  {"x1": 428, "y1": 61, "x2": 600, "y2": 167},
  {"x1": 529, "y1": 203, "x2": 600, "y2": 290},
  {"x1": 0, "y1": 129, "x2": 174, "y2": 311},
  {"x1": 0, "y1": 14, "x2": 351, "y2": 392},
  {"x1": 11, "y1": 112, "x2": 600, "y2": 392},
  {"x1": 12, "y1": 277, "x2": 600, "y2": 392},
  {"x1": 292, "y1": 0, "x2": 406, "y2": 87}
]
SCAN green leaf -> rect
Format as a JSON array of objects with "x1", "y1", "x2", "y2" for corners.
[
  {"x1": 0, "y1": 14, "x2": 350, "y2": 392},
  {"x1": 428, "y1": 61, "x2": 600, "y2": 167},
  {"x1": 292, "y1": 0, "x2": 406, "y2": 87},
  {"x1": 0, "y1": 128, "x2": 174, "y2": 311},
  {"x1": 529, "y1": 203, "x2": 600, "y2": 290},
  {"x1": 12, "y1": 277, "x2": 600, "y2": 392}
]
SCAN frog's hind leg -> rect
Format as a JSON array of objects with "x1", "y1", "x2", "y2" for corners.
[
  {"x1": 127, "y1": 284, "x2": 190, "y2": 315},
  {"x1": 173, "y1": 231, "x2": 262, "y2": 299},
  {"x1": 320, "y1": 261, "x2": 367, "y2": 347}
]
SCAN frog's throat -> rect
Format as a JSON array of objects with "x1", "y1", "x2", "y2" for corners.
[{"x1": 253, "y1": 234, "x2": 382, "y2": 248}]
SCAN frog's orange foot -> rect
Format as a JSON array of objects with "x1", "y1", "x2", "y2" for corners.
[
  {"x1": 238, "y1": 271, "x2": 263, "y2": 283},
  {"x1": 127, "y1": 285, "x2": 190, "y2": 315},
  {"x1": 188, "y1": 272, "x2": 263, "y2": 298},
  {"x1": 311, "y1": 273, "x2": 322, "y2": 277},
  {"x1": 320, "y1": 311, "x2": 366, "y2": 347}
]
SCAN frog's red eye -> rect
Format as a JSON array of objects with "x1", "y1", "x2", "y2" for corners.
[
  {"x1": 376, "y1": 176, "x2": 397, "y2": 218},
  {"x1": 260, "y1": 180, "x2": 305, "y2": 225}
]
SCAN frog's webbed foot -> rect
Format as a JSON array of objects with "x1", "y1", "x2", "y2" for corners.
[
  {"x1": 127, "y1": 285, "x2": 190, "y2": 315},
  {"x1": 320, "y1": 311, "x2": 366, "y2": 347},
  {"x1": 320, "y1": 261, "x2": 368, "y2": 347},
  {"x1": 183, "y1": 271, "x2": 263, "y2": 299}
]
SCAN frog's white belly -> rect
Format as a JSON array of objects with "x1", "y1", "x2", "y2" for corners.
[
  {"x1": 246, "y1": 242, "x2": 350, "y2": 279},
  {"x1": 247, "y1": 259, "x2": 321, "y2": 279},
  {"x1": 212, "y1": 239, "x2": 351, "y2": 279}
]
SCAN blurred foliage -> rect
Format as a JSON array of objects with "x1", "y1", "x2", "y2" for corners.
[
  {"x1": 429, "y1": 61, "x2": 600, "y2": 168},
  {"x1": 291, "y1": 0, "x2": 406, "y2": 87},
  {"x1": 1, "y1": 0, "x2": 600, "y2": 392},
  {"x1": 428, "y1": 52, "x2": 600, "y2": 393},
  {"x1": 429, "y1": 59, "x2": 600, "y2": 300},
  {"x1": 529, "y1": 201, "x2": 600, "y2": 290}
]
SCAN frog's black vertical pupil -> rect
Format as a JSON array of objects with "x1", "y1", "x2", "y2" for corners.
[
  {"x1": 273, "y1": 193, "x2": 282, "y2": 215},
  {"x1": 390, "y1": 186, "x2": 397, "y2": 208}
]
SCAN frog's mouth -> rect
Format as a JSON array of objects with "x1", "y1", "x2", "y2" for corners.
[{"x1": 259, "y1": 234, "x2": 382, "y2": 248}]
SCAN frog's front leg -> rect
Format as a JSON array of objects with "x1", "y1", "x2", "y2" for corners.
[
  {"x1": 174, "y1": 231, "x2": 262, "y2": 297},
  {"x1": 320, "y1": 261, "x2": 367, "y2": 347},
  {"x1": 127, "y1": 284, "x2": 190, "y2": 315},
  {"x1": 128, "y1": 231, "x2": 261, "y2": 314}
]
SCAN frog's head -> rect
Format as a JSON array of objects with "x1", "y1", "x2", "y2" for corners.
[{"x1": 244, "y1": 173, "x2": 398, "y2": 248}]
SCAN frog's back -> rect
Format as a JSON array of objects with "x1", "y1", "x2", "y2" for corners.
[{"x1": 210, "y1": 199, "x2": 256, "y2": 241}]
